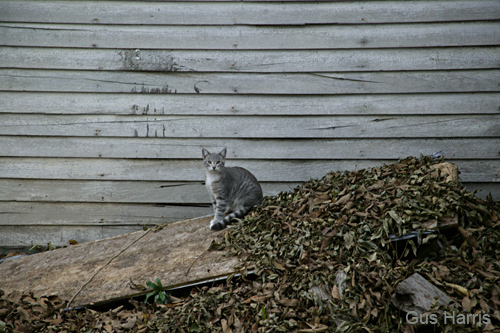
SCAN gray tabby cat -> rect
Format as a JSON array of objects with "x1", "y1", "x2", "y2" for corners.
[{"x1": 202, "y1": 148, "x2": 263, "y2": 230}]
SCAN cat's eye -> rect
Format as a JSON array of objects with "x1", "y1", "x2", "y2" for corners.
[{"x1": 216, "y1": 161, "x2": 221, "y2": 165}]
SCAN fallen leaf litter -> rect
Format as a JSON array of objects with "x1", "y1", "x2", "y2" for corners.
[{"x1": 1, "y1": 156, "x2": 499, "y2": 332}]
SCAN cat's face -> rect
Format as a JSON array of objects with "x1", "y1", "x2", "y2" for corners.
[{"x1": 202, "y1": 148, "x2": 226, "y2": 172}]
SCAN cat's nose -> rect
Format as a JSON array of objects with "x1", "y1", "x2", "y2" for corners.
[{"x1": 212, "y1": 166, "x2": 216, "y2": 170}]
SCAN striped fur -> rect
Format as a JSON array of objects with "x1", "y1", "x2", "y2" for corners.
[{"x1": 202, "y1": 148, "x2": 263, "y2": 231}]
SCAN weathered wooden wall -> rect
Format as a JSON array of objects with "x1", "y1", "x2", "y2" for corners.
[{"x1": 0, "y1": 0, "x2": 499, "y2": 250}]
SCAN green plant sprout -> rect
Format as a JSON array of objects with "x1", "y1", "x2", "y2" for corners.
[
  {"x1": 261, "y1": 305, "x2": 267, "y2": 320},
  {"x1": 144, "y1": 278, "x2": 171, "y2": 305}
]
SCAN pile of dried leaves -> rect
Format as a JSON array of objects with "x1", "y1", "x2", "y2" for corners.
[
  {"x1": 0, "y1": 289, "x2": 161, "y2": 333},
  {"x1": 1, "y1": 156, "x2": 499, "y2": 332}
]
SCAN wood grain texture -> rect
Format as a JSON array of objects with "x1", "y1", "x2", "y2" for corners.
[
  {"x1": 0, "y1": 179, "x2": 497, "y2": 248},
  {"x1": 2, "y1": 137, "x2": 499, "y2": 159},
  {"x1": 0, "y1": 216, "x2": 242, "y2": 307},
  {"x1": 0, "y1": 202, "x2": 210, "y2": 226},
  {"x1": 2, "y1": 92, "x2": 499, "y2": 115},
  {"x1": 2, "y1": 1, "x2": 498, "y2": 25},
  {"x1": 0, "y1": 225, "x2": 143, "y2": 250},
  {"x1": 467, "y1": 183, "x2": 500, "y2": 200},
  {"x1": 3, "y1": 46, "x2": 500, "y2": 72},
  {"x1": 1, "y1": 177, "x2": 498, "y2": 205},
  {"x1": 1, "y1": 0, "x2": 499, "y2": 251},
  {"x1": 0, "y1": 179, "x2": 497, "y2": 249},
  {"x1": 1, "y1": 114, "x2": 498, "y2": 138},
  {"x1": 0, "y1": 179, "x2": 297, "y2": 204},
  {"x1": 2, "y1": 22, "x2": 499, "y2": 50},
  {"x1": 1, "y1": 158, "x2": 497, "y2": 182},
  {"x1": 392, "y1": 273, "x2": 454, "y2": 314},
  {"x1": 3, "y1": 69, "x2": 499, "y2": 94}
]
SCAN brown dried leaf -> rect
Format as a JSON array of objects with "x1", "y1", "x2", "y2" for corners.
[
  {"x1": 480, "y1": 298, "x2": 491, "y2": 313},
  {"x1": 491, "y1": 211, "x2": 498, "y2": 222},
  {"x1": 16, "y1": 306, "x2": 31, "y2": 321},
  {"x1": 121, "y1": 316, "x2": 136, "y2": 329},
  {"x1": 462, "y1": 296, "x2": 471, "y2": 312},
  {"x1": 297, "y1": 324, "x2": 329, "y2": 332},
  {"x1": 104, "y1": 323, "x2": 113, "y2": 333},
  {"x1": 221, "y1": 318, "x2": 231, "y2": 333},
  {"x1": 312, "y1": 192, "x2": 330, "y2": 205},
  {"x1": 242, "y1": 295, "x2": 272, "y2": 304},
  {"x1": 273, "y1": 261, "x2": 286, "y2": 271},
  {"x1": 331, "y1": 285, "x2": 340, "y2": 300},
  {"x1": 335, "y1": 193, "x2": 352, "y2": 206},
  {"x1": 279, "y1": 298, "x2": 298, "y2": 307}
]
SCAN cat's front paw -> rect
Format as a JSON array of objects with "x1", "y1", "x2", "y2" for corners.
[{"x1": 210, "y1": 218, "x2": 226, "y2": 231}]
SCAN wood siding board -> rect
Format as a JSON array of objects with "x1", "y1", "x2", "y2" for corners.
[
  {"x1": 2, "y1": 1, "x2": 499, "y2": 25},
  {"x1": 1, "y1": 115, "x2": 498, "y2": 138},
  {"x1": 0, "y1": 180, "x2": 298, "y2": 204},
  {"x1": 0, "y1": 183, "x2": 500, "y2": 249},
  {"x1": 2, "y1": 92, "x2": 499, "y2": 115},
  {"x1": 0, "y1": 182, "x2": 495, "y2": 250},
  {"x1": 1, "y1": 137, "x2": 499, "y2": 160},
  {"x1": 2, "y1": 70, "x2": 500, "y2": 94},
  {"x1": 2, "y1": 22, "x2": 499, "y2": 49},
  {"x1": 0, "y1": 225, "x2": 110, "y2": 249},
  {"x1": 0, "y1": 178, "x2": 497, "y2": 227},
  {"x1": 1, "y1": 0, "x2": 499, "y2": 250},
  {"x1": 3, "y1": 47, "x2": 500, "y2": 73},
  {"x1": 0, "y1": 202, "x2": 211, "y2": 226},
  {"x1": 466, "y1": 183, "x2": 500, "y2": 200},
  {"x1": 1, "y1": 158, "x2": 498, "y2": 183},
  {"x1": 0, "y1": 179, "x2": 496, "y2": 204},
  {"x1": 0, "y1": 225, "x2": 151, "y2": 250}
]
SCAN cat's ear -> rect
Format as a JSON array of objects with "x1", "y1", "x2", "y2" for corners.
[
  {"x1": 202, "y1": 148, "x2": 210, "y2": 159},
  {"x1": 220, "y1": 148, "x2": 227, "y2": 159}
]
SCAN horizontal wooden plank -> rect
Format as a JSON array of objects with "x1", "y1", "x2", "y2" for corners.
[
  {"x1": 0, "y1": 225, "x2": 144, "y2": 249},
  {"x1": 0, "y1": 180, "x2": 208, "y2": 204},
  {"x1": 0, "y1": 178, "x2": 497, "y2": 205},
  {"x1": 3, "y1": 47, "x2": 500, "y2": 72},
  {"x1": 1, "y1": 137, "x2": 499, "y2": 160},
  {"x1": 0, "y1": 158, "x2": 497, "y2": 183},
  {"x1": 0, "y1": 216, "x2": 240, "y2": 309},
  {"x1": 0, "y1": 178, "x2": 498, "y2": 226},
  {"x1": 1, "y1": 114, "x2": 498, "y2": 138},
  {"x1": 2, "y1": 1, "x2": 498, "y2": 25},
  {"x1": 1, "y1": 22, "x2": 499, "y2": 50},
  {"x1": 0, "y1": 179, "x2": 498, "y2": 249},
  {"x1": 0, "y1": 179, "x2": 296, "y2": 204},
  {"x1": 466, "y1": 183, "x2": 500, "y2": 200},
  {"x1": 2, "y1": 70, "x2": 500, "y2": 95},
  {"x1": 0, "y1": 202, "x2": 210, "y2": 226},
  {"x1": 0, "y1": 179, "x2": 497, "y2": 229},
  {"x1": 1, "y1": 92, "x2": 499, "y2": 115}
]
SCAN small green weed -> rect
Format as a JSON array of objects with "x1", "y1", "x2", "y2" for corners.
[
  {"x1": 145, "y1": 278, "x2": 171, "y2": 305},
  {"x1": 29, "y1": 242, "x2": 57, "y2": 253}
]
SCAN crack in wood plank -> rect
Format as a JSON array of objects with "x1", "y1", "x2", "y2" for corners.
[{"x1": 310, "y1": 73, "x2": 381, "y2": 83}]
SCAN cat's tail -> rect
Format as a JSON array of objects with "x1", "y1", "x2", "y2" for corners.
[{"x1": 223, "y1": 206, "x2": 251, "y2": 226}]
